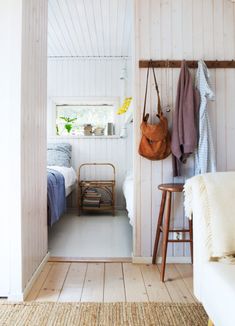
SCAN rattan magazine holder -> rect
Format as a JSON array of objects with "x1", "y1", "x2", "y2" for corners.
[{"x1": 78, "y1": 163, "x2": 115, "y2": 216}]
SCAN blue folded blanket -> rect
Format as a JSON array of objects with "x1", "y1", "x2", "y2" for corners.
[{"x1": 47, "y1": 168, "x2": 66, "y2": 226}]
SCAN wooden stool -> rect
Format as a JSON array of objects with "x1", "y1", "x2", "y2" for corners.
[{"x1": 152, "y1": 183, "x2": 193, "y2": 282}]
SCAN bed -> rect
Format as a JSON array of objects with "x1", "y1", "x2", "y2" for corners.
[
  {"x1": 47, "y1": 143, "x2": 77, "y2": 226},
  {"x1": 48, "y1": 166, "x2": 77, "y2": 197},
  {"x1": 123, "y1": 172, "x2": 134, "y2": 226}
]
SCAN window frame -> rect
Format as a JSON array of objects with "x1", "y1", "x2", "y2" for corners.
[{"x1": 48, "y1": 97, "x2": 121, "y2": 138}]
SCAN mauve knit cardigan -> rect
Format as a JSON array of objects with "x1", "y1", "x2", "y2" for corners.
[{"x1": 171, "y1": 61, "x2": 200, "y2": 177}]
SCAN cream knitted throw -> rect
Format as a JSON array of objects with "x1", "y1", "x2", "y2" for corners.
[{"x1": 184, "y1": 172, "x2": 235, "y2": 263}]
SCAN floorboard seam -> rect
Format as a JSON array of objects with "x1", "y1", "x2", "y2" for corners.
[{"x1": 80, "y1": 263, "x2": 88, "y2": 302}]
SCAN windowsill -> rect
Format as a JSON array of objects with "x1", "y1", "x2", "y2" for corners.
[{"x1": 48, "y1": 135, "x2": 122, "y2": 139}]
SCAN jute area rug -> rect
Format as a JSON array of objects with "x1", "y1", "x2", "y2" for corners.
[{"x1": 0, "y1": 302, "x2": 208, "y2": 326}]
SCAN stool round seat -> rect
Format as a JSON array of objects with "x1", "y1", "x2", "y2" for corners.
[{"x1": 158, "y1": 183, "x2": 184, "y2": 193}]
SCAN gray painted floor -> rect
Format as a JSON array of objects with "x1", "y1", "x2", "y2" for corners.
[{"x1": 48, "y1": 210, "x2": 133, "y2": 258}]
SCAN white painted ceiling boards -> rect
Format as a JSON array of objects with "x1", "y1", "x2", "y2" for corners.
[{"x1": 48, "y1": 0, "x2": 132, "y2": 58}]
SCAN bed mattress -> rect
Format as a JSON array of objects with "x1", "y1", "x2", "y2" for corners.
[{"x1": 123, "y1": 172, "x2": 134, "y2": 226}]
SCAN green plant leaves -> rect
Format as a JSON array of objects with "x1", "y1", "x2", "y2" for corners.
[{"x1": 60, "y1": 116, "x2": 77, "y2": 123}]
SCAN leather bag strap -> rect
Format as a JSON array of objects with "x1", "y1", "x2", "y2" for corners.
[
  {"x1": 152, "y1": 64, "x2": 162, "y2": 117},
  {"x1": 143, "y1": 64, "x2": 150, "y2": 121},
  {"x1": 142, "y1": 60, "x2": 162, "y2": 121}
]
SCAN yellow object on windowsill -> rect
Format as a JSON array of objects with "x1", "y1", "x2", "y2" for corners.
[{"x1": 116, "y1": 97, "x2": 132, "y2": 115}]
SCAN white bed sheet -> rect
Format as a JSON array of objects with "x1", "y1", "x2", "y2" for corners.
[
  {"x1": 123, "y1": 173, "x2": 134, "y2": 226},
  {"x1": 48, "y1": 166, "x2": 77, "y2": 197}
]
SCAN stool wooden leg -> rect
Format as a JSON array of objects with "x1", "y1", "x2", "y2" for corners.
[
  {"x1": 152, "y1": 191, "x2": 167, "y2": 264},
  {"x1": 189, "y1": 218, "x2": 193, "y2": 264},
  {"x1": 161, "y1": 192, "x2": 172, "y2": 282}
]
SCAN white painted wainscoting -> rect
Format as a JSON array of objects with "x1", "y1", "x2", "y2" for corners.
[{"x1": 133, "y1": 0, "x2": 235, "y2": 259}]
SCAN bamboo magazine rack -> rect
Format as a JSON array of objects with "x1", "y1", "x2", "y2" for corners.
[{"x1": 78, "y1": 163, "x2": 116, "y2": 216}]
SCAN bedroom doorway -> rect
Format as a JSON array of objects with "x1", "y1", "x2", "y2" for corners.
[{"x1": 46, "y1": 0, "x2": 134, "y2": 260}]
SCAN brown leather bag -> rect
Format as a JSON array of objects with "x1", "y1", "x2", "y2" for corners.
[{"x1": 138, "y1": 63, "x2": 171, "y2": 160}]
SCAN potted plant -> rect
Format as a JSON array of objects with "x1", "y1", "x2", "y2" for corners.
[{"x1": 60, "y1": 116, "x2": 77, "y2": 134}]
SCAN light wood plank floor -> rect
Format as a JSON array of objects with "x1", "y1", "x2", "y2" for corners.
[{"x1": 26, "y1": 262, "x2": 196, "y2": 303}]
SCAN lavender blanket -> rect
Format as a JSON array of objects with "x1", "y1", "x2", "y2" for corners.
[{"x1": 47, "y1": 168, "x2": 66, "y2": 226}]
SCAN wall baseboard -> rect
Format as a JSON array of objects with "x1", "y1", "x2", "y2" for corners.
[
  {"x1": 22, "y1": 252, "x2": 50, "y2": 300},
  {"x1": 132, "y1": 256, "x2": 192, "y2": 264},
  {"x1": 7, "y1": 293, "x2": 24, "y2": 302},
  {"x1": 49, "y1": 256, "x2": 132, "y2": 263},
  {"x1": 7, "y1": 253, "x2": 50, "y2": 301},
  {"x1": 67, "y1": 207, "x2": 125, "y2": 213}
]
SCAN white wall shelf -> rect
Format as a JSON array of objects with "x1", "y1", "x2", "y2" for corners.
[{"x1": 48, "y1": 135, "x2": 121, "y2": 140}]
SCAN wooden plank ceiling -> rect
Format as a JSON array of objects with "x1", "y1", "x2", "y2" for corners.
[{"x1": 48, "y1": 0, "x2": 132, "y2": 58}]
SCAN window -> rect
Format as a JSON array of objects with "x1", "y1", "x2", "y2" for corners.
[{"x1": 55, "y1": 103, "x2": 115, "y2": 136}]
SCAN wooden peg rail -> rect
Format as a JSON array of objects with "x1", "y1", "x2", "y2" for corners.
[{"x1": 139, "y1": 60, "x2": 235, "y2": 69}]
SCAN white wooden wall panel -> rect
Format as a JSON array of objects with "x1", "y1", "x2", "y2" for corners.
[
  {"x1": 48, "y1": 58, "x2": 132, "y2": 99},
  {"x1": 134, "y1": 0, "x2": 235, "y2": 258},
  {"x1": 0, "y1": 0, "x2": 22, "y2": 298},
  {"x1": 21, "y1": 0, "x2": 48, "y2": 291},
  {"x1": 0, "y1": 0, "x2": 48, "y2": 298}
]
